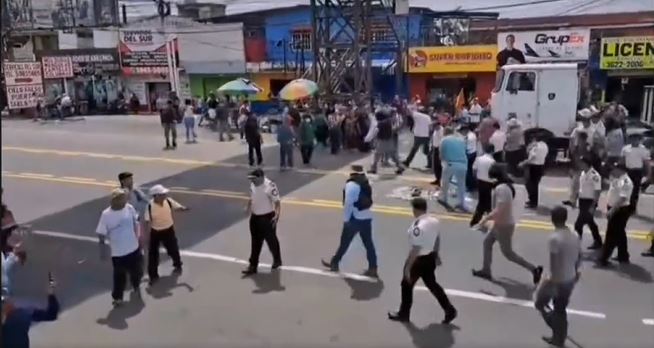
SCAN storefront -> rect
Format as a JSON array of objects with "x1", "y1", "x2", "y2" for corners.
[
  {"x1": 597, "y1": 36, "x2": 654, "y2": 117},
  {"x1": 36, "y1": 48, "x2": 122, "y2": 114},
  {"x1": 407, "y1": 45, "x2": 497, "y2": 110}
]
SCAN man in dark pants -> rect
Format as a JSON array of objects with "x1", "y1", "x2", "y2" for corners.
[
  {"x1": 574, "y1": 157, "x2": 603, "y2": 249},
  {"x1": 521, "y1": 135, "x2": 549, "y2": 209},
  {"x1": 160, "y1": 100, "x2": 180, "y2": 150},
  {"x1": 469, "y1": 144, "x2": 495, "y2": 226},
  {"x1": 403, "y1": 109, "x2": 432, "y2": 168},
  {"x1": 430, "y1": 122, "x2": 443, "y2": 186},
  {"x1": 322, "y1": 165, "x2": 378, "y2": 278},
  {"x1": 96, "y1": 188, "x2": 143, "y2": 306},
  {"x1": 598, "y1": 164, "x2": 633, "y2": 266},
  {"x1": 242, "y1": 169, "x2": 282, "y2": 275},
  {"x1": 144, "y1": 185, "x2": 189, "y2": 285},
  {"x1": 243, "y1": 112, "x2": 263, "y2": 167},
  {"x1": 388, "y1": 198, "x2": 457, "y2": 324}
]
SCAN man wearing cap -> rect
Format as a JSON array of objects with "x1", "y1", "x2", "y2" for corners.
[
  {"x1": 96, "y1": 188, "x2": 143, "y2": 306},
  {"x1": 144, "y1": 185, "x2": 188, "y2": 283},
  {"x1": 322, "y1": 165, "x2": 378, "y2": 278},
  {"x1": 118, "y1": 172, "x2": 148, "y2": 221},
  {"x1": 598, "y1": 163, "x2": 633, "y2": 266},
  {"x1": 243, "y1": 169, "x2": 282, "y2": 275}
]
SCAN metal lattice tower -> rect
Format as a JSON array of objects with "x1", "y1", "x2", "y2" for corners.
[{"x1": 310, "y1": 0, "x2": 401, "y2": 103}]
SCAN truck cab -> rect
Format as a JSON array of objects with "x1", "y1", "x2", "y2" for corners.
[{"x1": 490, "y1": 63, "x2": 580, "y2": 155}]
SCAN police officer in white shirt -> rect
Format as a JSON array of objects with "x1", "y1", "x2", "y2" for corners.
[
  {"x1": 388, "y1": 198, "x2": 457, "y2": 324},
  {"x1": 598, "y1": 163, "x2": 633, "y2": 266},
  {"x1": 96, "y1": 188, "x2": 143, "y2": 307},
  {"x1": 470, "y1": 144, "x2": 496, "y2": 226},
  {"x1": 621, "y1": 134, "x2": 650, "y2": 212},
  {"x1": 574, "y1": 157, "x2": 603, "y2": 249},
  {"x1": 520, "y1": 134, "x2": 549, "y2": 209},
  {"x1": 243, "y1": 169, "x2": 282, "y2": 276}
]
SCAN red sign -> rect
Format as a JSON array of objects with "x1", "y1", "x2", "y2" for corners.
[{"x1": 42, "y1": 56, "x2": 74, "y2": 79}]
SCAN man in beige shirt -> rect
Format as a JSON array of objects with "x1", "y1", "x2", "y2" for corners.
[{"x1": 144, "y1": 184, "x2": 189, "y2": 284}]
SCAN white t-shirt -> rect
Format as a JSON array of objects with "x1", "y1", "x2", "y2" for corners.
[
  {"x1": 607, "y1": 174, "x2": 633, "y2": 208},
  {"x1": 408, "y1": 215, "x2": 439, "y2": 256},
  {"x1": 489, "y1": 130, "x2": 506, "y2": 153},
  {"x1": 527, "y1": 141, "x2": 549, "y2": 165},
  {"x1": 621, "y1": 144, "x2": 650, "y2": 169},
  {"x1": 96, "y1": 204, "x2": 140, "y2": 257},
  {"x1": 466, "y1": 132, "x2": 477, "y2": 154},
  {"x1": 473, "y1": 154, "x2": 495, "y2": 182},
  {"x1": 250, "y1": 178, "x2": 281, "y2": 215},
  {"x1": 548, "y1": 227, "x2": 581, "y2": 283},
  {"x1": 578, "y1": 168, "x2": 601, "y2": 199},
  {"x1": 431, "y1": 127, "x2": 444, "y2": 148},
  {"x1": 469, "y1": 104, "x2": 483, "y2": 122},
  {"x1": 412, "y1": 111, "x2": 432, "y2": 138}
]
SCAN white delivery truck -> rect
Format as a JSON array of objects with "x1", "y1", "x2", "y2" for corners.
[{"x1": 490, "y1": 63, "x2": 580, "y2": 161}]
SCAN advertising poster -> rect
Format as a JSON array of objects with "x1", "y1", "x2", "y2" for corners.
[
  {"x1": 408, "y1": 45, "x2": 497, "y2": 73},
  {"x1": 42, "y1": 56, "x2": 74, "y2": 79},
  {"x1": 119, "y1": 30, "x2": 178, "y2": 75},
  {"x1": 4, "y1": 62, "x2": 44, "y2": 109},
  {"x1": 38, "y1": 49, "x2": 120, "y2": 75},
  {"x1": 24, "y1": 0, "x2": 118, "y2": 29},
  {"x1": 600, "y1": 36, "x2": 654, "y2": 70},
  {"x1": 497, "y1": 29, "x2": 590, "y2": 64}
]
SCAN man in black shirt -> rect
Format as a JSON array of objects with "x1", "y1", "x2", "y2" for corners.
[
  {"x1": 244, "y1": 112, "x2": 263, "y2": 167},
  {"x1": 497, "y1": 34, "x2": 526, "y2": 67}
]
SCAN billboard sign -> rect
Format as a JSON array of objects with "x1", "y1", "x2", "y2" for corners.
[
  {"x1": 497, "y1": 29, "x2": 591, "y2": 64},
  {"x1": 42, "y1": 56, "x2": 74, "y2": 79},
  {"x1": 119, "y1": 30, "x2": 178, "y2": 75},
  {"x1": 600, "y1": 36, "x2": 654, "y2": 70},
  {"x1": 38, "y1": 49, "x2": 120, "y2": 76},
  {"x1": 407, "y1": 45, "x2": 497, "y2": 73},
  {"x1": 3, "y1": 62, "x2": 44, "y2": 110},
  {"x1": 5, "y1": 0, "x2": 118, "y2": 29}
]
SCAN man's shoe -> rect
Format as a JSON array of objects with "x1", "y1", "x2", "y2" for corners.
[
  {"x1": 541, "y1": 336, "x2": 564, "y2": 347},
  {"x1": 321, "y1": 259, "x2": 338, "y2": 272},
  {"x1": 395, "y1": 168, "x2": 404, "y2": 175},
  {"x1": 442, "y1": 308, "x2": 457, "y2": 324},
  {"x1": 472, "y1": 269, "x2": 492, "y2": 280},
  {"x1": 363, "y1": 268, "x2": 379, "y2": 278},
  {"x1": 271, "y1": 262, "x2": 282, "y2": 270},
  {"x1": 533, "y1": 266, "x2": 544, "y2": 285},
  {"x1": 562, "y1": 200, "x2": 575, "y2": 208},
  {"x1": 387, "y1": 311, "x2": 410, "y2": 322},
  {"x1": 642, "y1": 249, "x2": 654, "y2": 257},
  {"x1": 241, "y1": 267, "x2": 257, "y2": 276},
  {"x1": 611, "y1": 256, "x2": 630, "y2": 264},
  {"x1": 587, "y1": 242, "x2": 602, "y2": 250},
  {"x1": 112, "y1": 299, "x2": 124, "y2": 307},
  {"x1": 172, "y1": 267, "x2": 183, "y2": 276},
  {"x1": 148, "y1": 276, "x2": 159, "y2": 286}
]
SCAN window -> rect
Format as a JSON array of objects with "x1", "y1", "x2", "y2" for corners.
[
  {"x1": 291, "y1": 29, "x2": 311, "y2": 50},
  {"x1": 506, "y1": 71, "x2": 535, "y2": 92}
]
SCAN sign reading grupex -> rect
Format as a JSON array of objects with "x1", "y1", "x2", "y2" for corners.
[
  {"x1": 497, "y1": 29, "x2": 590, "y2": 62},
  {"x1": 3, "y1": 62, "x2": 44, "y2": 109},
  {"x1": 119, "y1": 30, "x2": 178, "y2": 75},
  {"x1": 600, "y1": 36, "x2": 654, "y2": 70}
]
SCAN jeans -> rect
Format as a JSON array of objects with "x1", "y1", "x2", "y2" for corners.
[
  {"x1": 398, "y1": 252, "x2": 455, "y2": 318},
  {"x1": 371, "y1": 139, "x2": 401, "y2": 172},
  {"x1": 300, "y1": 144, "x2": 314, "y2": 164},
  {"x1": 404, "y1": 136, "x2": 430, "y2": 167},
  {"x1": 440, "y1": 162, "x2": 467, "y2": 209},
  {"x1": 481, "y1": 224, "x2": 535, "y2": 273},
  {"x1": 148, "y1": 226, "x2": 182, "y2": 279},
  {"x1": 218, "y1": 119, "x2": 233, "y2": 141},
  {"x1": 535, "y1": 279, "x2": 576, "y2": 346},
  {"x1": 279, "y1": 143, "x2": 294, "y2": 168},
  {"x1": 112, "y1": 248, "x2": 143, "y2": 300},
  {"x1": 163, "y1": 123, "x2": 177, "y2": 147},
  {"x1": 184, "y1": 117, "x2": 197, "y2": 141},
  {"x1": 331, "y1": 218, "x2": 377, "y2": 269},
  {"x1": 248, "y1": 212, "x2": 282, "y2": 269}
]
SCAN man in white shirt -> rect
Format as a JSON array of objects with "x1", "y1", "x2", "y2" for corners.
[
  {"x1": 621, "y1": 134, "x2": 650, "y2": 212},
  {"x1": 96, "y1": 188, "x2": 143, "y2": 307},
  {"x1": 469, "y1": 144, "x2": 496, "y2": 227},
  {"x1": 403, "y1": 110, "x2": 432, "y2": 169},
  {"x1": 243, "y1": 169, "x2": 282, "y2": 275},
  {"x1": 520, "y1": 135, "x2": 549, "y2": 209},
  {"x1": 388, "y1": 198, "x2": 457, "y2": 324},
  {"x1": 489, "y1": 123, "x2": 506, "y2": 162},
  {"x1": 598, "y1": 163, "x2": 633, "y2": 266},
  {"x1": 460, "y1": 125, "x2": 478, "y2": 191},
  {"x1": 430, "y1": 122, "x2": 444, "y2": 186},
  {"x1": 468, "y1": 98, "x2": 483, "y2": 126},
  {"x1": 574, "y1": 157, "x2": 603, "y2": 249},
  {"x1": 535, "y1": 206, "x2": 581, "y2": 348}
]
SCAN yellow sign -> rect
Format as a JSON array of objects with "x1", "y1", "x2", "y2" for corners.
[
  {"x1": 407, "y1": 45, "x2": 497, "y2": 73},
  {"x1": 600, "y1": 36, "x2": 654, "y2": 70}
]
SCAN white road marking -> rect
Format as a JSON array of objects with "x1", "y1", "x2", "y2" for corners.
[
  {"x1": 643, "y1": 318, "x2": 654, "y2": 326},
  {"x1": 31, "y1": 229, "x2": 621, "y2": 322}
]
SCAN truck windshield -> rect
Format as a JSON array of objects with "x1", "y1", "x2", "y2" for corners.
[{"x1": 493, "y1": 69, "x2": 505, "y2": 93}]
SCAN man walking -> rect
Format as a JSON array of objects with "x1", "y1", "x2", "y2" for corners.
[
  {"x1": 387, "y1": 198, "x2": 457, "y2": 324},
  {"x1": 244, "y1": 112, "x2": 263, "y2": 167},
  {"x1": 299, "y1": 115, "x2": 316, "y2": 166},
  {"x1": 366, "y1": 110, "x2": 404, "y2": 175},
  {"x1": 472, "y1": 164, "x2": 543, "y2": 284},
  {"x1": 563, "y1": 132, "x2": 591, "y2": 208},
  {"x1": 461, "y1": 125, "x2": 478, "y2": 191},
  {"x1": 598, "y1": 163, "x2": 633, "y2": 266},
  {"x1": 430, "y1": 121, "x2": 444, "y2": 186},
  {"x1": 403, "y1": 108, "x2": 432, "y2": 168},
  {"x1": 144, "y1": 185, "x2": 189, "y2": 284},
  {"x1": 242, "y1": 169, "x2": 282, "y2": 275},
  {"x1": 277, "y1": 117, "x2": 295, "y2": 170},
  {"x1": 535, "y1": 206, "x2": 581, "y2": 348},
  {"x1": 438, "y1": 127, "x2": 468, "y2": 212},
  {"x1": 96, "y1": 188, "x2": 143, "y2": 306},
  {"x1": 469, "y1": 144, "x2": 496, "y2": 227},
  {"x1": 118, "y1": 172, "x2": 148, "y2": 222},
  {"x1": 521, "y1": 134, "x2": 549, "y2": 209},
  {"x1": 322, "y1": 165, "x2": 378, "y2": 278},
  {"x1": 574, "y1": 157, "x2": 603, "y2": 249},
  {"x1": 160, "y1": 100, "x2": 180, "y2": 150}
]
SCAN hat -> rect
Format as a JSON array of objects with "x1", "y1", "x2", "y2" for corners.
[
  {"x1": 577, "y1": 108, "x2": 592, "y2": 119},
  {"x1": 149, "y1": 184, "x2": 169, "y2": 195},
  {"x1": 118, "y1": 172, "x2": 133, "y2": 182},
  {"x1": 247, "y1": 169, "x2": 264, "y2": 179},
  {"x1": 111, "y1": 188, "x2": 127, "y2": 199},
  {"x1": 350, "y1": 164, "x2": 366, "y2": 175}
]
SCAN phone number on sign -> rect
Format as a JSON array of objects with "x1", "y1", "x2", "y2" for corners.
[{"x1": 602, "y1": 60, "x2": 646, "y2": 69}]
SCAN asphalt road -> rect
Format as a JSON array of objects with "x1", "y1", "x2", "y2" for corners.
[{"x1": 2, "y1": 116, "x2": 653, "y2": 348}]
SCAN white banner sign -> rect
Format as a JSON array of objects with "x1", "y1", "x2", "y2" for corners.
[
  {"x1": 4, "y1": 62, "x2": 43, "y2": 86},
  {"x1": 42, "y1": 56, "x2": 74, "y2": 79},
  {"x1": 497, "y1": 29, "x2": 590, "y2": 62},
  {"x1": 6, "y1": 84, "x2": 44, "y2": 110}
]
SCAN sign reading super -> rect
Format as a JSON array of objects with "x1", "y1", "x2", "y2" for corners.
[{"x1": 600, "y1": 36, "x2": 654, "y2": 70}]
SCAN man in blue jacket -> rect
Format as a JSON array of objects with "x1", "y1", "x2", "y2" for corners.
[
  {"x1": 2, "y1": 279, "x2": 59, "y2": 348},
  {"x1": 438, "y1": 127, "x2": 468, "y2": 212}
]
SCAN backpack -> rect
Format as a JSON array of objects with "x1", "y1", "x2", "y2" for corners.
[
  {"x1": 147, "y1": 199, "x2": 172, "y2": 220},
  {"x1": 377, "y1": 119, "x2": 393, "y2": 140},
  {"x1": 342, "y1": 177, "x2": 373, "y2": 211}
]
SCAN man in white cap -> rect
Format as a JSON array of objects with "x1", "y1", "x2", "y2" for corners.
[
  {"x1": 96, "y1": 188, "x2": 143, "y2": 306},
  {"x1": 144, "y1": 184, "x2": 188, "y2": 284}
]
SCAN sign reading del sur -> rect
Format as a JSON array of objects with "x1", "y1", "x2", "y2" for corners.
[
  {"x1": 600, "y1": 36, "x2": 654, "y2": 70},
  {"x1": 408, "y1": 45, "x2": 497, "y2": 73}
]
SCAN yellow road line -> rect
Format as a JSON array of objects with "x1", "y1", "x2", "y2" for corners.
[
  {"x1": 19, "y1": 172, "x2": 54, "y2": 178},
  {"x1": 2, "y1": 172, "x2": 649, "y2": 240},
  {"x1": 60, "y1": 176, "x2": 96, "y2": 182}
]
